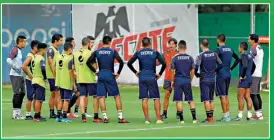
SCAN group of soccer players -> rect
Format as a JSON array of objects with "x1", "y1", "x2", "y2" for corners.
[{"x1": 7, "y1": 33, "x2": 264, "y2": 124}]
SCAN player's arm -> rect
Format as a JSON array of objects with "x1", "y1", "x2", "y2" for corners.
[
  {"x1": 251, "y1": 61, "x2": 256, "y2": 75},
  {"x1": 250, "y1": 46, "x2": 257, "y2": 58},
  {"x1": 240, "y1": 54, "x2": 248, "y2": 79},
  {"x1": 194, "y1": 54, "x2": 201, "y2": 77},
  {"x1": 156, "y1": 53, "x2": 164, "y2": 66},
  {"x1": 47, "y1": 48, "x2": 56, "y2": 77},
  {"x1": 86, "y1": 51, "x2": 97, "y2": 73},
  {"x1": 21, "y1": 56, "x2": 33, "y2": 79},
  {"x1": 190, "y1": 56, "x2": 195, "y2": 82},
  {"x1": 230, "y1": 51, "x2": 240, "y2": 71},
  {"x1": 6, "y1": 47, "x2": 20, "y2": 70},
  {"x1": 68, "y1": 59, "x2": 76, "y2": 87},
  {"x1": 169, "y1": 57, "x2": 175, "y2": 87},
  {"x1": 114, "y1": 50, "x2": 124, "y2": 75},
  {"x1": 127, "y1": 52, "x2": 138, "y2": 74},
  {"x1": 40, "y1": 59, "x2": 47, "y2": 80},
  {"x1": 156, "y1": 51, "x2": 166, "y2": 76},
  {"x1": 215, "y1": 54, "x2": 223, "y2": 73}
]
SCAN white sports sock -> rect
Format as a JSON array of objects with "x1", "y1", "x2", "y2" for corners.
[
  {"x1": 102, "y1": 112, "x2": 108, "y2": 119},
  {"x1": 13, "y1": 109, "x2": 17, "y2": 117},
  {"x1": 26, "y1": 112, "x2": 31, "y2": 116},
  {"x1": 118, "y1": 110, "x2": 123, "y2": 119},
  {"x1": 247, "y1": 111, "x2": 252, "y2": 118},
  {"x1": 238, "y1": 111, "x2": 243, "y2": 118}
]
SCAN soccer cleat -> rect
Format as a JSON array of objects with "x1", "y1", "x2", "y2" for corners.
[
  {"x1": 252, "y1": 115, "x2": 264, "y2": 120},
  {"x1": 232, "y1": 116, "x2": 243, "y2": 121},
  {"x1": 145, "y1": 120, "x2": 150, "y2": 124},
  {"x1": 73, "y1": 112, "x2": 79, "y2": 118},
  {"x1": 193, "y1": 120, "x2": 199, "y2": 124},
  {"x1": 93, "y1": 118, "x2": 103, "y2": 123},
  {"x1": 201, "y1": 118, "x2": 213, "y2": 123},
  {"x1": 56, "y1": 118, "x2": 62, "y2": 122},
  {"x1": 25, "y1": 115, "x2": 34, "y2": 120},
  {"x1": 33, "y1": 117, "x2": 46, "y2": 122},
  {"x1": 156, "y1": 120, "x2": 164, "y2": 124},
  {"x1": 61, "y1": 118, "x2": 72, "y2": 123},
  {"x1": 161, "y1": 114, "x2": 167, "y2": 119},
  {"x1": 85, "y1": 113, "x2": 93, "y2": 118},
  {"x1": 40, "y1": 116, "x2": 47, "y2": 122},
  {"x1": 67, "y1": 113, "x2": 76, "y2": 118},
  {"x1": 118, "y1": 118, "x2": 130, "y2": 123},
  {"x1": 82, "y1": 118, "x2": 87, "y2": 123},
  {"x1": 103, "y1": 118, "x2": 109, "y2": 123},
  {"x1": 16, "y1": 115, "x2": 25, "y2": 120},
  {"x1": 179, "y1": 121, "x2": 185, "y2": 124},
  {"x1": 49, "y1": 114, "x2": 57, "y2": 119},
  {"x1": 217, "y1": 117, "x2": 231, "y2": 122}
]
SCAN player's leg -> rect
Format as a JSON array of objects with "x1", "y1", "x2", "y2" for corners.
[
  {"x1": 25, "y1": 79, "x2": 34, "y2": 120},
  {"x1": 97, "y1": 79, "x2": 109, "y2": 123},
  {"x1": 61, "y1": 89, "x2": 73, "y2": 122},
  {"x1": 56, "y1": 88, "x2": 64, "y2": 122},
  {"x1": 148, "y1": 80, "x2": 162, "y2": 124},
  {"x1": 174, "y1": 82, "x2": 184, "y2": 123},
  {"x1": 251, "y1": 77, "x2": 263, "y2": 120},
  {"x1": 139, "y1": 80, "x2": 150, "y2": 123},
  {"x1": 233, "y1": 88, "x2": 245, "y2": 120},
  {"x1": 88, "y1": 83, "x2": 102, "y2": 122},
  {"x1": 79, "y1": 84, "x2": 88, "y2": 123},
  {"x1": 10, "y1": 75, "x2": 25, "y2": 119},
  {"x1": 183, "y1": 83, "x2": 197, "y2": 123},
  {"x1": 200, "y1": 82, "x2": 213, "y2": 123},
  {"x1": 162, "y1": 80, "x2": 172, "y2": 119},
  {"x1": 67, "y1": 90, "x2": 79, "y2": 118},
  {"x1": 225, "y1": 78, "x2": 231, "y2": 119},
  {"x1": 74, "y1": 98, "x2": 80, "y2": 117},
  {"x1": 55, "y1": 88, "x2": 61, "y2": 114},
  {"x1": 244, "y1": 88, "x2": 253, "y2": 120},
  {"x1": 48, "y1": 79, "x2": 56, "y2": 118},
  {"x1": 33, "y1": 84, "x2": 46, "y2": 122},
  {"x1": 216, "y1": 76, "x2": 228, "y2": 121},
  {"x1": 209, "y1": 82, "x2": 215, "y2": 121}
]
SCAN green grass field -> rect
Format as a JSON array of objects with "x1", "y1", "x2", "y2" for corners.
[{"x1": 2, "y1": 85, "x2": 269, "y2": 138}]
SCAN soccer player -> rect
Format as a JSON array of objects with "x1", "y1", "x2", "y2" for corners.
[
  {"x1": 195, "y1": 38, "x2": 223, "y2": 123},
  {"x1": 170, "y1": 40, "x2": 198, "y2": 124},
  {"x1": 74, "y1": 37, "x2": 100, "y2": 123},
  {"x1": 248, "y1": 34, "x2": 264, "y2": 120},
  {"x1": 56, "y1": 42, "x2": 74, "y2": 123},
  {"x1": 232, "y1": 42, "x2": 255, "y2": 121},
  {"x1": 127, "y1": 37, "x2": 166, "y2": 124},
  {"x1": 32, "y1": 43, "x2": 48, "y2": 122},
  {"x1": 7, "y1": 35, "x2": 27, "y2": 119},
  {"x1": 22, "y1": 40, "x2": 40, "y2": 120},
  {"x1": 87, "y1": 36, "x2": 129, "y2": 123},
  {"x1": 46, "y1": 34, "x2": 63, "y2": 118},
  {"x1": 160, "y1": 38, "x2": 178, "y2": 119},
  {"x1": 215, "y1": 34, "x2": 240, "y2": 121}
]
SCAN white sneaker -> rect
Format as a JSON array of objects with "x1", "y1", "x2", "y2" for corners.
[
  {"x1": 73, "y1": 113, "x2": 79, "y2": 118},
  {"x1": 16, "y1": 114, "x2": 25, "y2": 120},
  {"x1": 145, "y1": 120, "x2": 150, "y2": 124},
  {"x1": 85, "y1": 113, "x2": 93, "y2": 118}
]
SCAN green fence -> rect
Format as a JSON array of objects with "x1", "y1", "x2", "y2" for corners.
[{"x1": 198, "y1": 13, "x2": 269, "y2": 84}]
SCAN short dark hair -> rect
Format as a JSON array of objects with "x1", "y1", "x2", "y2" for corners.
[
  {"x1": 30, "y1": 40, "x2": 40, "y2": 49},
  {"x1": 51, "y1": 34, "x2": 63, "y2": 43},
  {"x1": 217, "y1": 34, "x2": 226, "y2": 42},
  {"x1": 142, "y1": 37, "x2": 151, "y2": 47},
  {"x1": 240, "y1": 42, "x2": 248, "y2": 51},
  {"x1": 178, "y1": 40, "x2": 187, "y2": 49},
  {"x1": 37, "y1": 43, "x2": 47, "y2": 50},
  {"x1": 102, "y1": 36, "x2": 112, "y2": 45},
  {"x1": 82, "y1": 37, "x2": 90, "y2": 46},
  {"x1": 201, "y1": 38, "x2": 209, "y2": 47},
  {"x1": 168, "y1": 38, "x2": 177, "y2": 45},
  {"x1": 249, "y1": 34, "x2": 259, "y2": 43},
  {"x1": 65, "y1": 37, "x2": 74, "y2": 43},
  {"x1": 64, "y1": 42, "x2": 73, "y2": 51},
  {"x1": 16, "y1": 36, "x2": 26, "y2": 44},
  {"x1": 87, "y1": 36, "x2": 95, "y2": 40}
]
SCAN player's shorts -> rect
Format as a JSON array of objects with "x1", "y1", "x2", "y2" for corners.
[
  {"x1": 79, "y1": 83, "x2": 97, "y2": 97},
  {"x1": 10, "y1": 75, "x2": 25, "y2": 95},
  {"x1": 163, "y1": 80, "x2": 172, "y2": 93},
  {"x1": 48, "y1": 79, "x2": 59, "y2": 92},
  {"x1": 97, "y1": 77, "x2": 119, "y2": 98},
  {"x1": 173, "y1": 82, "x2": 193, "y2": 102},
  {"x1": 238, "y1": 78, "x2": 252, "y2": 89},
  {"x1": 139, "y1": 79, "x2": 160, "y2": 99},
  {"x1": 32, "y1": 84, "x2": 45, "y2": 102},
  {"x1": 60, "y1": 88, "x2": 73, "y2": 100},
  {"x1": 73, "y1": 83, "x2": 80, "y2": 93},
  {"x1": 216, "y1": 75, "x2": 231, "y2": 97},
  {"x1": 200, "y1": 81, "x2": 215, "y2": 102},
  {"x1": 251, "y1": 77, "x2": 262, "y2": 94},
  {"x1": 25, "y1": 79, "x2": 34, "y2": 101}
]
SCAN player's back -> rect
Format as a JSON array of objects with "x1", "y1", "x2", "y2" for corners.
[
  {"x1": 32, "y1": 55, "x2": 46, "y2": 88},
  {"x1": 95, "y1": 47, "x2": 116, "y2": 79},
  {"x1": 217, "y1": 46, "x2": 233, "y2": 78},
  {"x1": 199, "y1": 50, "x2": 218, "y2": 80},
  {"x1": 59, "y1": 54, "x2": 73, "y2": 90},
  {"x1": 239, "y1": 52, "x2": 254, "y2": 80},
  {"x1": 172, "y1": 53, "x2": 194, "y2": 82},
  {"x1": 137, "y1": 48, "x2": 157, "y2": 80}
]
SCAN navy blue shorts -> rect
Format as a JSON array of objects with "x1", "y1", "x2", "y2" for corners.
[
  {"x1": 238, "y1": 79, "x2": 252, "y2": 88},
  {"x1": 173, "y1": 82, "x2": 193, "y2": 102},
  {"x1": 139, "y1": 79, "x2": 160, "y2": 99},
  {"x1": 216, "y1": 76, "x2": 231, "y2": 97},
  {"x1": 97, "y1": 78, "x2": 119, "y2": 98},
  {"x1": 200, "y1": 81, "x2": 215, "y2": 102},
  {"x1": 33, "y1": 84, "x2": 45, "y2": 102},
  {"x1": 79, "y1": 83, "x2": 97, "y2": 97},
  {"x1": 48, "y1": 79, "x2": 59, "y2": 92},
  {"x1": 60, "y1": 88, "x2": 73, "y2": 100},
  {"x1": 73, "y1": 83, "x2": 80, "y2": 92},
  {"x1": 25, "y1": 79, "x2": 34, "y2": 101}
]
